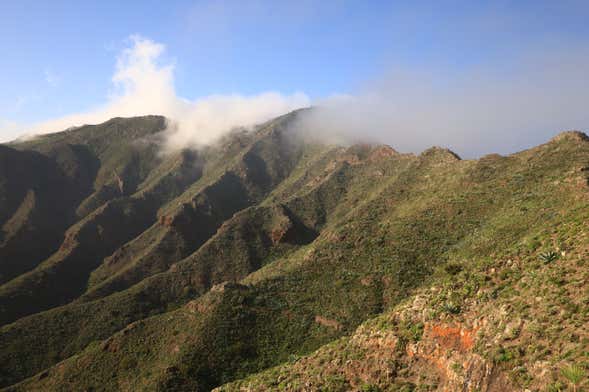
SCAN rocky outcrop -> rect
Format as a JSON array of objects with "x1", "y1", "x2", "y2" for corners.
[
  {"x1": 406, "y1": 322, "x2": 510, "y2": 392},
  {"x1": 549, "y1": 130, "x2": 589, "y2": 143}
]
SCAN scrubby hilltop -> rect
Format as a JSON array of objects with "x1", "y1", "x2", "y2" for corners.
[{"x1": 0, "y1": 113, "x2": 588, "y2": 391}]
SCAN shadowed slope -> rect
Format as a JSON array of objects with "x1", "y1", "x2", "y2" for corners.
[{"x1": 0, "y1": 146, "x2": 83, "y2": 284}]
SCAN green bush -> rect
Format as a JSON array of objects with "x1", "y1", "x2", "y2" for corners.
[
  {"x1": 539, "y1": 251, "x2": 559, "y2": 264},
  {"x1": 443, "y1": 302, "x2": 461, "y2": 314},
  {"x1": 360, "y1": 383, "x2": 382, "y2": 392},
  {"x1": 561, "y1": 364, "x2": 584, "y2": 392}
]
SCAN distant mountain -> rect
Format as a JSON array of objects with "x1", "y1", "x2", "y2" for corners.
[{"x1": 0, "y1": 112, "x2": 588, "y2": 391}]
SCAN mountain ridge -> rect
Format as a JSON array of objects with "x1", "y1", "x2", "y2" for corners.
[{"x1": 0, "y1": 114, "x2": 588, "y2": 391}]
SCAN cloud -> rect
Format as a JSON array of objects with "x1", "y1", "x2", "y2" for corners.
[
  {"x1": 164, "y1": 92, "x2": 309, "y2": 150},
  {"x1": 16, "y1": 36, "x2": 309, "y2": 148},
  {"x1": 5, "y1": 34, "x2": 588, "y2": 158},
  {"x1": 295, "y1": 49, "x2": 589, "y2": 158},
  {"x1": 0, "y1": 119, "x2": 25, "y2": 142}
]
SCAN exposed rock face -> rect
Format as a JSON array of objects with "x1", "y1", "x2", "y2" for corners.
[
  {"x1": 113, "y1": 170, "x2": 125, "y2": 194},
  {"x1": 269, "y1": 213, "x2": 293, "y2": 245},
  {"x1": 158, "y1": 214, "x2": 174, "y2": 227},
  {"x1": 407, "y1": 323, "x2": 510, "y2": 392},
  {"x1": 549, "y1": 130, "x2": 589, "y2": 143},
  {"x1": 368, "y1": 145, "x2": 398, "y2": 162}
]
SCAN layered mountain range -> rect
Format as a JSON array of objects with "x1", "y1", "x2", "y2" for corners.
[{"x1": 0, "y1": 111, "x2": 587, "y2": 391}]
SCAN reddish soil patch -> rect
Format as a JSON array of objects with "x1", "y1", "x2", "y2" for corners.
[{"x1": 428, "y1": 323, "x2": 478, "y2": 352}]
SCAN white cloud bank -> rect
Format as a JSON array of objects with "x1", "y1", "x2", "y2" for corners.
[
  {"x1": 18, "y1": 36, "x2": 309, "y2": 149},
  {"x1": 297, "y1": 50, "x2": 589, "y2": 157}
]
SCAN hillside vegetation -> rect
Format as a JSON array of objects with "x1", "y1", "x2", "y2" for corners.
[{"x1": 0, "y1": 112, "x2": 587, "y2": 391}]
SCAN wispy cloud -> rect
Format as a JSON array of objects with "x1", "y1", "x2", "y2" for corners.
[
  {"x1": 0, "y1": 119, "x2": 24, "y2": 142},
  {"x1": 13, "y1": 36, "x2": 308, "y2": 147}
]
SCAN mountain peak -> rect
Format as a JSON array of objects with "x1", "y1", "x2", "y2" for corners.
[
  {"x1": 549, "y1": 130, "x2": 589, "y2": 143},
  {"x1": 419, "y1": 146, "x2": 461, "y2": 162}
]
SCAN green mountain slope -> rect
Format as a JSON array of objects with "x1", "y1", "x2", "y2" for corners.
[{"x1": 0, "y1": 113, "x2": 588, "y2": 391}]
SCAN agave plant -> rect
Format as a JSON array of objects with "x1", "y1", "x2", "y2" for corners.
[
  {"x1": 443, "y1": 302, "x2": 461, "y2": 314},
  {"x1": 561, "y1": 364, "x2": 585, "y2": 392},
  {"x1": 539, "y1": 251, "x2": 558, "y2": 264}
]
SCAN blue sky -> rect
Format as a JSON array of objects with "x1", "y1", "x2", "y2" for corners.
[{"x1": 1, "y1": 1, "x2": 589, "y2": 154}]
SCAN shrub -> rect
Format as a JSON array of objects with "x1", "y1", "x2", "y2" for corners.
[
  {"x1": 546, "y1": 381, "x2": 565, "y2": 392},
  {"x1": 539, "y1": 251, "x2": 558, "y2": 264},
  {"x1": 444, "y1": 263, "x2": 463, "y2": 276},
  {"x1": 493, "y1": 346, "x2": 515, "y2": 363},
  {"x1": 360, "y1": 383, "x2": 382, "y2": 392},
  {"x1": 443, "y1": 302, "x2": 461, "y2": 314},
  {"x1": 561, "y1": 364, "x2": 584, "y2": 392}
]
